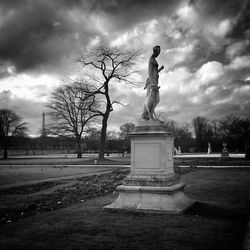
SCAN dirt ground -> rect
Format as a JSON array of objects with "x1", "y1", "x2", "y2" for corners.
[
  {"x1": 0, "y1": 168, "x2": 250, "y2": 250},
  {"x1": 0, "y1": 169, "x2": 129, "y2": 224}
]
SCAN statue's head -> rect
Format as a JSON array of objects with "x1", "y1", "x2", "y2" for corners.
[{"x1": 153, "y1": 45, "x2": 161, "y2": 57}]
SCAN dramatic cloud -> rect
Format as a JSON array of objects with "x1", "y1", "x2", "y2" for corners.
[
  {"x1": 0, "y1": 0, "x2": 182, "y2": 77},
  {"x1": 0, "y1": 0, "x2": 249, "y2": 135}
]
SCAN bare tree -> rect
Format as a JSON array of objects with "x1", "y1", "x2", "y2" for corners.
[
  {"x1": 0, "y1": 109, "x2": 28, "y2": 158},
  {"x1": 120, "y1": 123, "x2": 135, "y2": 138},
  {"x1": 85, "y1": 127, "x2": 101, "y2": 140},
  {"x1": 192, "y1": 116, "x2": 213, "y2": 151},
  {"x1": 76, "y1": 44, "x2": 140, "y2": 159},
  {"x1": 46, "y1": 81, "x2": 100, "y2": 158},
  {"x1": 218, "y1": 115, "x2": 240, "y2": 139},
  {"x1": 210, "y1": 119, "x2": 219, "y2": 139},
  {"x1": 107, "y1": 130, "x2": 120, "y2": 139},
  {"x1": 157, "y1": 112, "x2": 179, "y2": 133}
]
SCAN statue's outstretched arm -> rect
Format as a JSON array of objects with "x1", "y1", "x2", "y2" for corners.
[{"x1": 158, "y1": 65, "x2": 164, "y2": 73}]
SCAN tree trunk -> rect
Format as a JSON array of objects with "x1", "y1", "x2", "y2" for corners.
[
  {"x1": 3, "y1": 144, "x2": 8, "y2": 159},
  {"x1": 76, "y1": 138, "x2": 82, "y2": 158},
  {"x1": 99, "y1": 113, "x2": 109, "y2": 159}
]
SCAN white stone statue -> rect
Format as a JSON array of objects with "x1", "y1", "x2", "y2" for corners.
[
  {"x1": 178, "y1": 146, "x2": 181, "y2": 154},
  {"x1": 141, "y1": 45, "x2": 164, "y2": 120},
  {"x1": 208, "y1": 142, "x2": 211, "y2": 154}
]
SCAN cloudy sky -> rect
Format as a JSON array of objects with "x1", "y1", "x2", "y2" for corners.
[{"x1": 0, "y1": 0, "x2": 250, "y2": 136}]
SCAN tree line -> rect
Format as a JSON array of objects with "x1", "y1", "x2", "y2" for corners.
[
  {"x1": 192, "y1": 115, "x2": 250, "y2": 152},
  {"x1": 1, "y1": 107, "x2": 249, "y2": 158},
  {"x1": 0, "y1": 129, "x2": 131, "y2": 154}
]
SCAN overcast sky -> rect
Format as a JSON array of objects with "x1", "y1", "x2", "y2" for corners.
[{"x1": 0, "y1": 0, "x2": 250, "y2": 136}]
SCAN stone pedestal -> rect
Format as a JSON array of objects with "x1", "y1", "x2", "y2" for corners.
[{"x1": 104, "y1": 120, "x2": 194, "y2": 213}]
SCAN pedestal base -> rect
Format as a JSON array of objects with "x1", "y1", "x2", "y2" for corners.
[
  {"x1": 122, "y1": 173, "x2": 180, "y2": 187},
  {"x1": 104, "y1": 183, "x2": 194, "y2": 213},
  {"x1": 104, "y1": 121, "x2": 194, "y2": 213}
]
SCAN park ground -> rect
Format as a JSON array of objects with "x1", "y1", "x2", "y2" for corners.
[{"x1": 0, "y1": 155, "x2": 250, "y2": 249}]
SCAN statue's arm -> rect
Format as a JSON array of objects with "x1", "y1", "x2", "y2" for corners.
[{"x1": 158, "y1": 65, "x2": 164, "y2": 73}]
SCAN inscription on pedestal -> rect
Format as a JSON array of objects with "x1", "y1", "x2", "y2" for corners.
[
  {"x1": 131, "y1": 135, "x2": 174, "y2": 176},
  {"x1": 134, "y1": 143, "x2": 161, "y2": 169}
]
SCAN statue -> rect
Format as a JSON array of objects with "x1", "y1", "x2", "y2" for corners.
[
  {"x1": 141, "y1": 45, "x2": 164, "y2": 120},
  {"x1": 178, "y1": 146, "x2": 181, "y2": 154},
  {"x1": 208, "y1": 142, "x2": 211, "y2": 154},
  {"x1": 221, "y1": 142, "x2": 229, "y2": 158}
]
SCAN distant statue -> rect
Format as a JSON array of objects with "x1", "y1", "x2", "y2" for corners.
[
  {"x1": 208, "y1": 142, "x2": 211, "y2": 154},
  {"x1": 178, "y1": 146, "x2": 181, "y2": 154},
  {"x1": 141, "y1": 45, "x2": 164, "y2": 120},
  {"x1": 221, "y1": 142, "x2": 229, "y2": 158}
]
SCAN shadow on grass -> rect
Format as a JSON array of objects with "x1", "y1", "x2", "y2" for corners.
[{"x1": 185, "y1": 202, "x2": 247, "y2": 222}]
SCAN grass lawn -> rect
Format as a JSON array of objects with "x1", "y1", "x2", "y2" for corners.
[{"x1": 0, "y1": 168, "x2": 250, "y2": 250}]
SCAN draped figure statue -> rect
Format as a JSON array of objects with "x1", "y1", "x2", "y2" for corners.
[{"x1": 141, "y1": 45, "x2": 164, "y2": 120}]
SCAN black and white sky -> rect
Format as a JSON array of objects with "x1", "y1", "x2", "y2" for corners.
[{"x1": 0, "y1": 0, "x2": 250, "y2": 135}]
